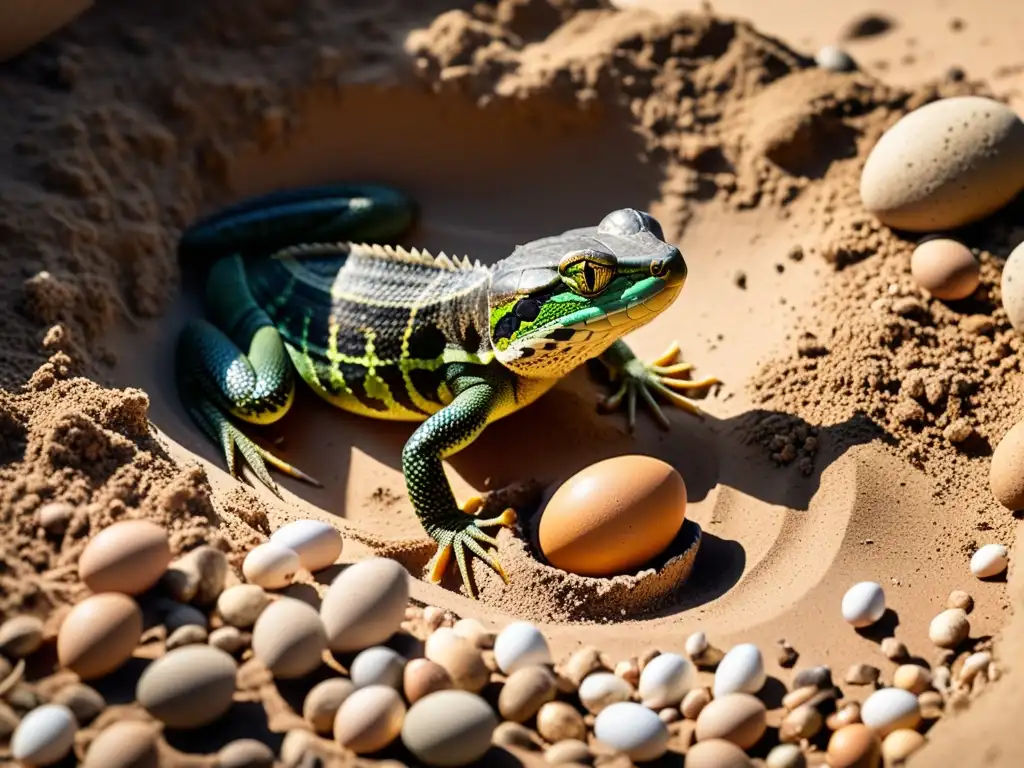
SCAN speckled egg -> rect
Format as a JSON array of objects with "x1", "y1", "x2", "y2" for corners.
[
  {"x1": 537, "y1": 455, "x2": 687, "y2": 577},
  {"x1": 78, "y1": 519, "x2": 171, "y2": 596},
  {"x1": 242, "y1": 541, "x2": 301, "y2": 590},
  {"x1": 990, "y1": 417, "x2": 1024, "y2": 510},
  {"x1": 860, "y1": 95, "x2": 1024, "y2": 231},
  {"x1": 10, "y1": 704, "x2": 77, "y2": 766},
  {"x1": 136, "y1": 644, "x2": 238, "y2": 728},
  {"x1": 57, "y1": 592, "x2": 143, "y2": 681},
  {"x1": 270, "y1": 519, "x2": 344, "y2": 573},
  {"x1": 910, "y1": 239, "x2": 980, "y2": 300},
  {"x1": 319, "y1": 557, "x2": 409, "y2": 653},
  {"x1": 593, "y1": 701, "x2": 670, "y2": 762},
  {"x1": 251, "y1": 596, "x2": 327, "y2": 679},
  {"x1": 1001, "y1": 240, "x2": 1024, "y2": 335}
]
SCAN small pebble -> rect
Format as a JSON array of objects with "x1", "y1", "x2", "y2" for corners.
[
  {"x1": 499, "y1": 665, "x2": 557, "y2": 722},
  {"x1": 50, "y1": 683, "x2": 105, "y2": 725},
  {"x1": 881, "y1": 637, "x2": 908, "y2": 661},
  {"x1": 779, "y1": 703, "x2": 822, "y2": 744},
  {"x1": 537, "y1": 701, "x2": 586, "y2": 743},
  {"x1": 946, "y1": 590, "x2": 974, "y2": 613},
  {"x1": 882, "y1": 728, "x2": 926, "y2": 763},
  {"x1": 37, "y1": 501, "x2": 74, "y2": 535},
  {"x1": 793, "y1": 665, "x2": 832, "y2": 690},
  {"x1": 452, "y1": 617, "x2": 493, "y2": 649},
  {"x1": 165, "y1": 603, "x2": 208, "y2": 633},
  {"x1": 958, "y1": 651, "x2": 992, "y2": 686},
  {"x1": 681, "y1": 687, "x2": 712, "y2": 719},
  {"x1": 614, "y1": 657, "x2": 639, "y2": 687},
  {"x1": 766, "y1": 742, "x2": 807, "y2": 768},
  {"x1": 217, "y1": 584, "x2": 270, "y2": 628},
  {"x1": 171, "y1": 545, "x2": 229, "y2": 606},
  {"x1": 826, "y1": 701, "x2": 862, "y2": 730},
  {"x1": 209, "y1": 626, "x2": 249, "y2": 655},
  {"x1": 782, "y1": 685, "x2": 818, "y2": 711},
  {"x1": 910, "y1": 238, "x2": 980, "y2": 301},
  {"x1": 841, "y1": 582, "x2": 886, "y2": 627},
  {"x1": 893, "y1": 664, "x2": 931, "y2": 695},
  {"x1": 685, "y1": 631, "x2": 708, "y2": 658},
  {"x1": 0, "y1": 615, "x2": 45, "y2": 658},
  {"x1": 815, "y1": 44, "x2": 856, "y2": 72},
  {"x1": 423, "y1": 606, "x2": 445, "y2": 630},
  {"x1": 493, "y1": 721, "x2": 540, "y2": 752},
  {"x1": 928, "y1": 608, "x2": 970, "y2": 649},
  {"x1": 845, "y1": 663, "x2": 880, "y2": 686},
  {"x1": 777, "y1": 639, "x2": 798, "y2": 668},
  {"x1": 561, "y1": 646, "x2": 607, "y2": 687},
  {"x1": 166, "y1": 624, "x2": 208, "y2": 650},
  {"x1": 918, "y1": 690, "x2": 944, "y2": 719},
  {"x1": 969, "y1": 543, "x2": 1008, "y2": 579},
  {"x1": 658, "y1": 707, "x2": 680, "y2": 724},
  {"x1": 931, "y1": 666, "x2": 952, "y2": 692}
]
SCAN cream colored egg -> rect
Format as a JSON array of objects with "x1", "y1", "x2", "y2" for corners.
[
  {"x1": 638, "y1": 652, "x2": 695, "y2": 708},
  {"x1": 82, "y1": 720, "x2": 160, "y2": 768},
  {"x1": 695, "y1": 692, "x2": 767, "y2": 750},
  {"x1": 333, "y1": 684, "x2": 406, "y2": 754},
  {"x1": 217, "y1": 584, "x2": 270, "y2": 628},
  {"x1": 970, "y1": 543, "x2": 1008, "y2": 579},
  {"x1": 319, "y1": 557, "x2": 409, "y2": 653},
  {"x1": 538, "y1": 455, "x2": 687, "y2": 576},
  {"x1": 990, "y1": 417, "x2": 1024, "y2": 510},
  {"x1": 303, "y1": 678, "x2": 356, "y2": 734},
  {"x1": 498, "y1": 665, "x2": 557, "y2": 722},
  {"x1": 216, "y1": 738, "x2": 276, "y2": 768},
  {"x1": 860, "y1": 95, "x2": 1024, "y2": 231},
  {"x1": 685, "y1": 739, "x2": 754, "y2": 768},
  {"x1": 424, "y1": 628, "x2": 488, "y2": 693},
  {"x1": 841, "y1": 581, "x2": 886, "y2": 627},
  {"x1": 860, "y1": 687, "x2": 921, "y2": 737},
  {"x1": 11, "y1": 704, "x2": 77, "y2": 766},
  {"x1": 929, "y1": 608, "x2": 970, "y2": 649},
  {"x1": 57, "y1": 592, "x2": 142, "y2": 681},
  {"x1": 578, "y1": 671, "x2": 633, "y2": 714},
  {"x1": 136, "y1": 644, "x2": 238, "y2": 728},
  {"x1": 1001, "y1": 240, "x2": 1024, "y2": 335},
  {"x1": 593, "y1": 701, "x2": 670, "y2": 762},
  {"x1": 713, "y1": 644, "x2": 765, "y2": 697},
  {"x1": 78, "y1": 519, "x2": 171, "y2": 596},
  {"x1": 401, "y1": 689, "x2": 497, "y2": 766},
  {"x1": 882, "y1": 728, "x2": 926, "y2": 763},
  {"x1": 251, "y1": 596, "x2": 327, "y2": 679},
  {"x1": 493, "y1": 621, "x2": 551, "y2": 675},
  {"x1": 270, "y1": 519, "x2": 344, "y2": 573},
  {"x1": 242, "y1": 541, "x2": 301, "y2": 589}
]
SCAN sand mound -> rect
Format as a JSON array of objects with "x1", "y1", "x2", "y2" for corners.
[{"x1": 1, "y1": 0, "x2": 1023, "y2": 764}]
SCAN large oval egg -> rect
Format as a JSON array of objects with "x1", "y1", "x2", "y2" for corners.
[{"x1": 537, "y1": 455, "x2": 687, "y2": 577}]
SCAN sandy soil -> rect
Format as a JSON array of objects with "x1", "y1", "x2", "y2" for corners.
[{"x1": 1, "y1": 0, "x2": 1023, "y2": 765}]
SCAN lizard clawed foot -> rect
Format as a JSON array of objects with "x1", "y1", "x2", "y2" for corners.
[
  {"x1": 598, "y1": 340, "x2": 720, "y2": 431},
  {"x1": 219, "y1": 418, "x2": 322, "y2": 497},
  {"x1": 426, "y1": 496, "x2": 517, "y2": 598}
]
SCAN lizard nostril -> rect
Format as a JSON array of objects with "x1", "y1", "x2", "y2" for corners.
[{"x1": 650, "y1": 260, "x2": 664, "y2": 276}]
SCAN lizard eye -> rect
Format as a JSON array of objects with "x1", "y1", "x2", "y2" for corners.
[{"x1": 558, "y1": 250, "x2": 617, "y2": 297}]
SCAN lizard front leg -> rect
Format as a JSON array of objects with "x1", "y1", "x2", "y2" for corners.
[
  {"x1": 402, "y1": 374, "x2": 516, "y2": 598},
  {"x1": 596, "y1": 339, "x2": 720, "y2": 430}
]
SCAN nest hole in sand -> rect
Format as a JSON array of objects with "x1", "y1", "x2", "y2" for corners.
[{"x1": 124, "y1": 80, "x2": 732, "y2": 625}]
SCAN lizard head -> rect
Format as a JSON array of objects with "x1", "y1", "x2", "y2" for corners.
[{"x1": 487, "y1": 208, "x2": 686, "y2": 379}]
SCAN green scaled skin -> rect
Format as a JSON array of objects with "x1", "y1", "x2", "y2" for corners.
[{"x1": 175, "y1": 183, "x2": 719, "y2": 597}]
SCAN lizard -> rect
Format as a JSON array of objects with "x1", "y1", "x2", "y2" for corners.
[{"x1": 174, "y1": 183, "x2": 719, "y2": 596}]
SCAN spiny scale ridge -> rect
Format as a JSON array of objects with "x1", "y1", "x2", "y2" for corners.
[{"x1": 268, "y1": 241, "x2": 483, "y2": 272}]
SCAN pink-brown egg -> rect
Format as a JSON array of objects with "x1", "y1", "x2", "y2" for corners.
[{"x1": 537, "y1": 455, "x2": 687, "y2": 577}]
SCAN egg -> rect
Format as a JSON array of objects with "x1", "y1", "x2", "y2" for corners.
[
  {"x1": 685, "y1": 739, "x2": 754, "y2": 768},
  {"x1": 0, "y1": 614, "x2": 45, "y2": 658},
  {"x1": 578, "y1": 671, "x2": 633, "y2": 714},
  {"x1": 498, "y1": 665, "x2": 557, "y2": 722},
  {"x1": 990, "y1": 417, "x2": 1024, "y2": 510},
  {"x1": 537, "y1": 454, "x2": 687, "y2": 576},
  {"x1": 319, "y1": 557, "x2": 409, "y2": 653},
  {"x1": 593, "y1": 701, "x2": 669, "y2": 762},
  {"x1": 303, "y1": 678, "x2": 356, "y2": 734},
  {"x1": 350, "y1": 646, "x2": 406, "y2": 689},
  {"x1": 333, "y1": 684, "x2": 406, "y2": 754},
  {"x1": 694, "y1": 692, "x2": 767, "y2": 750},
  {"x1": 136, "y1": 644, "x2": 238, "y2": 728},
  {"x1": 910, "y1": 239, "x2": 980, "y2": 301},
  {"x1": 860, "y1": 687, "x2": 921, "y2": 737},
  {"x1": 1001, "y1": 240, "x2": 1024, "y2": 335},
  {"x1": 766, "y1": 743, "x2": 806, "y2": 768},
  {"x1": 493, "y1": 621, "x2": 552, "y2": 675},
  {"x1": 882, "y1": 729, "x2": 926, "y2": 763},
  {"x1": 78, "y1": 519, "x2": 171, "y2": 595},
  {"x1": 860, "y1": 95, "x2": 1024, "y2": 231},
  {"x1": 251, "y1": 596, "x2": 327, "y2": 679},
  {"x1": 270, "y1": 519, "x2": 344, "y2": 573},
  {"x1": 827, "y1": 724, "x2": 881, "y2": 768},
  {"x1": 10, "y1": 703, "x2": 77, "y2": 766},
  {"x1": 216, "y1": 739, "x2": 276, "y2": 768},
  {"x1": 713, "y1": 644, "x2": 765, "y2": 697},
  {"x1": 57, "y1": 592, "x2": 142, "y2": 680},
  {"x1": 401, "y1": 690, "x2": 497, "y2": 766},
  {"x1": 970, "y1": 543, "x2": 1008, "y2": 579},
  {"x1": 403, "y1": 659, "x2": 454, "y2": 705},
  {"x1": 242, "y1": 541, "x2": 301, "y2": 589},
  {"x1": 425, "y1": 629, "x2": 489, "y2": 693},
  {"x1": 638, "y1": 652, "x2": 695, "y2": 708},
  {"x1": 82, "y1": 720, "x2": 160, "y2": 768},
  {"x1": 928, "y1": 608, "x2": 970, "y2": 649},
  {"x1": 841, "y1": 581, "x2": 886, "y2": 627},
  {"x1": 814, "y1": 45, "x2": 856, "y2": 72},
  {"x1": 217, "y1": 584, "x2": 270, "y2": 628}
]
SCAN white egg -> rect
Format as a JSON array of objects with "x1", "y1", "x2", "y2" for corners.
[
  {"x1": 713, "y1": 643, "x2": 765, "y2": 697},
  {"x1": 841, "y1": 581, "x2": 886, "y2": 628},
  {"x1": 242, "y1": 541, "x2": 301, "y2": 589},
  {"x1": 861, "y1": 687, "x2": 921, "y2": 737},
  {"x1": 594, "y1": 701, "x2": 669, "y2": 762},
  {"x1": 351, "y1": 646, "x2": 406, "y2": 690},
  {"x1": 493, "y1": 621, "x2": 551, "y2": 675},
  {"x1": 685, "y1": 631, "x2": 708, "y2": 658},
  {"x1": 578, "y1": 672, "x2": 633, "y2": 714},
  {"x1": 11, "y1": 703, "x2": 77, "y2": 766},
  {"x1": 970, "y1": 543, "x2": 1008, "y2": 579},
  {"x1": 638, "y1": 652, "x2": 695, "y2": 708},
  {"x1": 270, "y1": 519, "x2": 344, "y2": 573}
]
